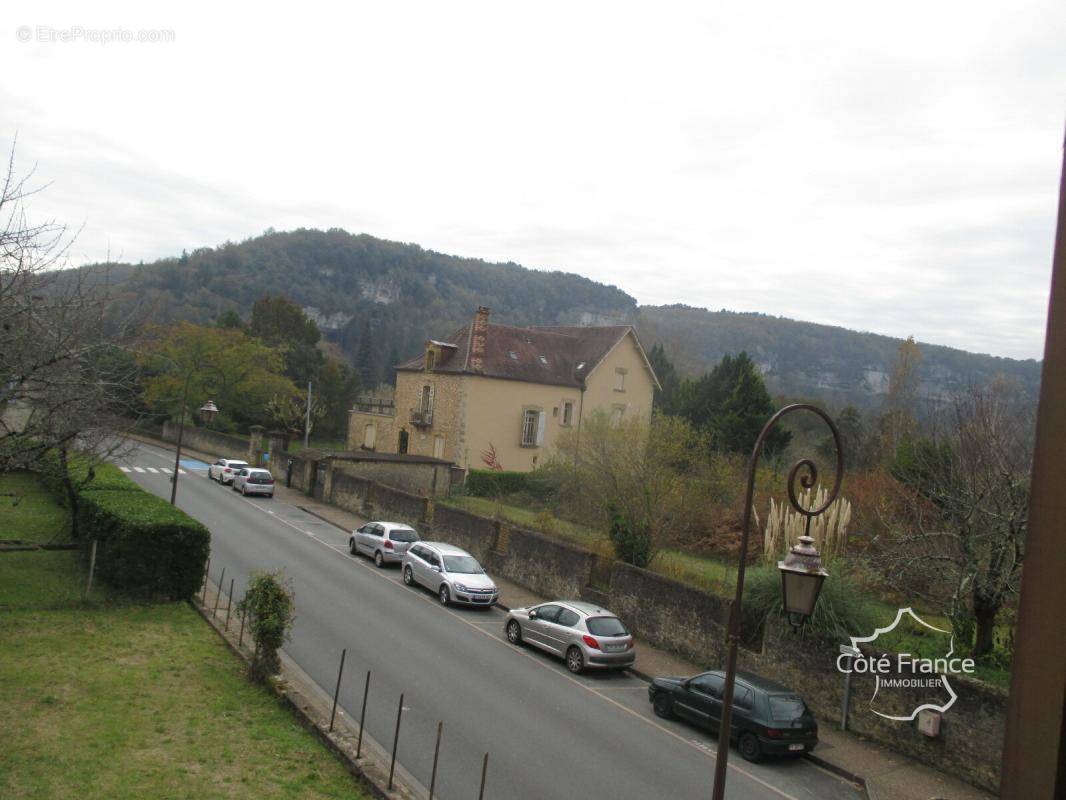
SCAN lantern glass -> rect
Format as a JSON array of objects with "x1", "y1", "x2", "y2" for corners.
[
  {"x1": 780, "y1": 568, "x2": 825, "y2": 618},
  {"x1": 198, "y1": 400, "x2": 219, "y2": 425}
]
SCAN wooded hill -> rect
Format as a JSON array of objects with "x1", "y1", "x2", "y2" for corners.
[{"x1": 93, "y1": 228, "x2": 1041, "y2": 408}]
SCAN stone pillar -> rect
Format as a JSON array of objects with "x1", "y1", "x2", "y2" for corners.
[{"x1": 248, "y1": 425, "x2": 265, "y2": 465}]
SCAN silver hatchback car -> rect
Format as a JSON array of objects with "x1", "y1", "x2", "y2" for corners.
[
  {"x1": 505, "y1": 601, "x2": 636, "y2": 674},
  {"x1": 349, "y1": 521, "x2": 419, "y2": 567},
  {"x1": 401, "y1": 542, "x2": 499, "y2": 607}
]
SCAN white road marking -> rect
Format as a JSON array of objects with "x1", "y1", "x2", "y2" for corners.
[
  {"x1": 178, "y1": 468, "x2": 187, "y2": 475},
  {"x1": 160, "y1": 467, "x2": 172, "y2": 474},
  {"x1": 145, "y1": 467, "x2": 159, "y2": 473},
  {"x1": 133, "y1": 467, "x2": 146, "y2": 473},
  {"x1": 119, "y1": 466, "x2": 131, "y2": 473}
]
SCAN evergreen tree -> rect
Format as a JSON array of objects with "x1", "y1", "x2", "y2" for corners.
[
  {"x1": 679, "y1": 352, "x2": 790, "y2": 455},
  {"x1": 215, "y1": 309, "x2": 244, "y2": 329},
  {"x1": 354, "y1": 318, "x2": 375, "y2": 387},
  {"x1": 248, "y1": 295, "x2": 323, "y2": 384},
  {"x1": 647, "y1": 343, "x2": 682, "y2": 414}
]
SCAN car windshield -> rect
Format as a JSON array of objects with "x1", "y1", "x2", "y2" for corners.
[
  {"x1": 586, "y1": 616, "x2": 628, "y2": 637},
  {"x1": 442, "y1": 555, "x2": 483, "y2": 574},
  {"x1": 769, "y1": 695, "x2": 808, "y2": 720},
  {"x1": 389, "y1": 528, "x2": 417, "y2": 542}
]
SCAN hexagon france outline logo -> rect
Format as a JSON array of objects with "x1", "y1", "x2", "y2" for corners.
[{"x1": 838, "y1": 607, "x2": 974, "y2": 722}]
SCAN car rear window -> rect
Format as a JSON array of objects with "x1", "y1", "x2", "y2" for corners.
[
  {"x1": 769, "y1": 695, "x2": 807, "y2": 720},
  {"x1": 249, "y1": 473, "x2": 274, "y2": 484},
  {"x1": 388, "y1": 528, "x2": 417, "y2": 542},
  {"x1": 586, "y1": 616, "x2": 628, "y2": 637},
  {"x1": 229, "y1": 462, "x2": 249, "y2": 469}
]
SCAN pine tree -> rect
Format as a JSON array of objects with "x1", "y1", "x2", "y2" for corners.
[{"x1": 647, "y1": 343, "x2": 682, "y2": 414}]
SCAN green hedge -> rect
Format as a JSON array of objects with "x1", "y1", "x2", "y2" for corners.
[
  {"x1": 465, "y1": 469, "x2": 536, "y2": 497},
  {"x1": 77, "y1": 488, "x2": 210, "y2": 600}
]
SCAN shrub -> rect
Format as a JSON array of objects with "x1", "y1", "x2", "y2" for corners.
[
  {"x1": 238, "y1": 570, "x2": 295, "y2": 681},
  {"x1": 75, "y1": 487, "x2": 210, "y2": 600},
  {"x1": 608, "y1": 509, "x2": 652, "y2": 568},
  {"x1": 466, "y1": 469, "x2": 533, "y2": 497},
  {"x1": 741, "y1": 562, "x2": 879, "y2": 641}
]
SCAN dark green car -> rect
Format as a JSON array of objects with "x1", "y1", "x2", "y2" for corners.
[{"x1": 648, "y1": 669, "x2": 818, "y2": 762}]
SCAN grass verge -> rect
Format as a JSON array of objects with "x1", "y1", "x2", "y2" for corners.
[{"x1": 0, "y1": 472, "x2": 370, "y2": 799}]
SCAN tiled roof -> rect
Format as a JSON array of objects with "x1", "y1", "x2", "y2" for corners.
[{"x1": 396, "y1": 321, "x2": 641, "y2": 388}]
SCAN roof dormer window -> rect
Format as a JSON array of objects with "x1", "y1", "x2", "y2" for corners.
[
  {"x1": 426, "y1": 349, "x2": 437, "y2": 370},
  {"x1": 508, "y1": 351, "x2": 519, "y2": 360}
]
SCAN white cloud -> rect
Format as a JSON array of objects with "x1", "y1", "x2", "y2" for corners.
[{"x1": 2, "y1": 0, "x2": 1062, "y2": 358}]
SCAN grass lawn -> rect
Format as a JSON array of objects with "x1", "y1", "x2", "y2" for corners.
[
  {"x1": 0, "y1": 471, "x2": 71, "y2": 544},
  {"x1": 0, "y1": 472, "x2": 370, "y2": 799}
]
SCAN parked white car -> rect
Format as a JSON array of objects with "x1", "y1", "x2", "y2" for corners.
[
  {"x1": 232, "y1": 467, "x2": 275, "y2": 498},
  {"x1": 402, "y1": 542, "x2": 498, "y2": 607},
  {"x1": 349, "y1": 521, "x2": 419, "y2": 567},
  {"x1": 209, "y1": 458, "x2": 249, "y2": 485}
]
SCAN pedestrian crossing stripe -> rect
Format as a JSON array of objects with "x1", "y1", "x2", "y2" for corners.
[
  {"x1": 133, "y1": 467, "x2": 145, "y2": 473},
  {"x1": 145, "y1": 467, "x2": 158, "y2": 473},
  {"x1": 119, "y1": 465, "x2": 186, "y2": 474},
  {"x1": 120, "y1": 466, "x2": 131, "y2": 473}
]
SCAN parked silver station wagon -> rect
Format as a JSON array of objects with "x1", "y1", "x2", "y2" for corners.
[
  {"x1": 401, "y1": 542, "x2": 499, "y2": 606},
  {"x1": 505, "y1": 601, "x2": 636, "y2": 674},
  {"x1": 349, "y1": 521, "x2": 419, "y2": 567}
]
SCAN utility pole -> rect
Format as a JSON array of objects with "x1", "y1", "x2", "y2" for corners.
[{"x1": 304, "y1": 381, "x2": 312, "y2": 448}]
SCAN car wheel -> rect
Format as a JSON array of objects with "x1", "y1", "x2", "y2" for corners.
[
  {"x1": 267, "y1": 493, "x2": 274, "y2": 499},
  {"x1": 402, "y1": 565, "x2": 415, "y2": 586},
  {"x1": 374, "y1": 551, "x2": 385, "y2": 568},
  {"x1": 738, "y1": 732, "x2": 762, "y2": 763},
  {"x1": 653, "y1": 693, "x2": 675, "y2": 719},
  {"x1": 349, "y1": 539, "x2": 357, "y2": 555},
  {"x1": 506, "y1": 620, "x2": 523, "y2": 645},
  {"x1": 566, "y1": 646, "x2": 585, "y2": 674},
  {"x1": 439, "y1": 585, "x2": 451, "y2": 606}
]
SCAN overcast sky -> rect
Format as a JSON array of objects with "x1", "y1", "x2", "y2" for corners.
[{"x1": 3, "y1": 1, "x2": 1063, "y2": 360}]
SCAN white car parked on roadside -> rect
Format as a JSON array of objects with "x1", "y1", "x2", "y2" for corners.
[
  {"x1": 349, "y1": 521, "x2": 419, "y2": 567},
  {"x1": 209, "y1": 458, "x2": 249, "y2": 485},
  {"x1": 232, "y1": 467, "x2": 276, "y2": 498}
]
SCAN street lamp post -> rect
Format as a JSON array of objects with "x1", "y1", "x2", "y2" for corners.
[
  {"x1": 169, "y1": 381, "x2": 219, "y2": 505},
  {"x1": 710, "y1": 404, "x2": 842, "y2": 800}
]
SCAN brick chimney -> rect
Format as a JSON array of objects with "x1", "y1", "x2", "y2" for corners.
[{"x1": 468, "y1": 306, "x2": 490, "y2": 372}]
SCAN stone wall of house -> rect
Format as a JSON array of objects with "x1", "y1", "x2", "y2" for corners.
[
  {"x1": 393, "y1": 371, "x2": 468, "y2": 466},
  {"x1": 347, "y1": 408, "x2": 397, "y2": 455}
]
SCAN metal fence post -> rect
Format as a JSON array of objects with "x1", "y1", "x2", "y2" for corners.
[
  {"x1": 429, "y1": 721, "x2": 443, "y2": 799},
  {"x1": 479, "y1": 752, "x2": 489, "y2": 800},
  {"x1": 84, "y1": 540, "x2": 98, "y2": 599},
  {"x1": 212, "y1": 567, "x2": 225, "y2": 618},
  {"x1": 329, "y1": 648, "x2": 347, "y2": 733},
  {"x1": 201, "y1": 558, "x2": 210, "y2": 604},
  {"x1": 237, "y1": 596, "x2": 247, "y2": 648},
  {"x1": 224, "y1": 578, "x2": 235, "y2": 630},
  {"x1": 388, "y1": 692, "x2": 404, "y2": 791},
  {"x1": 356, "y1": 670, "x2": 371, "y2": 759}
]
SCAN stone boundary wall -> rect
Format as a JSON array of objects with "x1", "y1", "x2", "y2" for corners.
[
  {"x1": 740, "y1": 620, "x2": 1004, "y2": 791},
  {"x1": 608, "y1": 562, "x2": 732, "y2": 669},
  {"x1": 162, "y1": 421, "x2": 252, "y2": 462},
  {"x1": 488, "y1": 527, "x2": 596, "y2": 602}
]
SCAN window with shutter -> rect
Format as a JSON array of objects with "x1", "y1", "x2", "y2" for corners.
[{"x1": 535, "y1": 411, "x2": 546, "y2": 445}]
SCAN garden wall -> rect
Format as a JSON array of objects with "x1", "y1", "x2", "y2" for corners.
[{"x1": 161, "y1": 421, "x2": 253, "y2": 464}]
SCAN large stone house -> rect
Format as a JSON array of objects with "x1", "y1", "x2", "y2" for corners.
[{"x1": 347, "y1": 307, "x2": 660, "y2": 472}]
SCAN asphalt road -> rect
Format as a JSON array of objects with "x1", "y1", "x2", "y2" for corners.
[{"x1": 119, "y1": 439, "x2": 861, "y2": 800}]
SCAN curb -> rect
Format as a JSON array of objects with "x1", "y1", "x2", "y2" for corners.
[{"x1": 804, "y1": 752, "x2": 869, "y2": 795}]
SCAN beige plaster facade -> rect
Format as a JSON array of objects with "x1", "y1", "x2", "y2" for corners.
[{"x1": 348, "y1": 322, "x2": 657, "y2": 472}]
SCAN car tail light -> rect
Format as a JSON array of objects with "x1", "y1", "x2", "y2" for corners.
[
  {"x1": 626, "y1": 638, "x2": 635, "y2": 649},
  {"x1": 384, "y1": 540, "x2": 394, "y2": 549},
  {"x1": 582, "y1": 635, "x2": 600, "y2": 650},
  {"x1": 766, "y1": 728, "x2": 783, "y2": 739},
  {"x1": 266, "y1": 478, "x2": 275, "y2": 484},
  {"x1": 224, "y1": 468, "x2": 231, "y2": 473}
]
